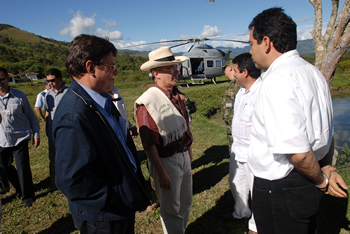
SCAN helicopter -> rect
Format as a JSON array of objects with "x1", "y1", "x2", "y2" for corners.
[{"x1": 123, "y1": 36, "x2": 248, "y2": 87}]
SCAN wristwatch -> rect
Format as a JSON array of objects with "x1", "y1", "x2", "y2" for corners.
[{"x1": 316, "y1": 172, "x2": 329, "y2": 189}]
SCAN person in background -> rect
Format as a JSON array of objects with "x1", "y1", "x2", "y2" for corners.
[
  {"x1": 43, "y1": 68, "x2": 68, "y2": 192},
  {"x1": 108, "y1": 86, "x2": 138, "y2": 138},
  {"x1": 53, "y1": 34, "x2": 149, "y2": 234},
  {"x1": 221, "y1": 60, "x2": 239, "y2": 153},
  {"x1": 34, "y1": 79, "x2": 51, "y2": 122},
  {"x1": 0, "y1": 67, "x2": 40, "y2": 208},
  {"x1": 135, "y1": 47, "x2": 193, "y2": 234},
  {"x1": 221, "y1": 53, "x2": 261, "y2": 234}
]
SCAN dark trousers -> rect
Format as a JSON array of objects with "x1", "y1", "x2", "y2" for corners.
[
  {"x1": 253, "y1": 169, "x2": 323, "y2": 234},
  {"x1": 72, "y1": 215, "x2": 135, "y2": 234},
  {"x1": 0, "y1": 140, "x2": 34, "y2": 204},
  {"x1": 48, "y1": 139, "x2": 57, "y2": 191}
]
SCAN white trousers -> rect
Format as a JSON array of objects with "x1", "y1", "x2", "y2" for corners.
[
  {"x1": 229, "y1": 152, "x2": 256, "y2": 232},
  {"x1": 149, "y1": 151, "x2": 193, "y2": 234}
]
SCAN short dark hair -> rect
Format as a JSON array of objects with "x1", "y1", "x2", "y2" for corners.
[
  {"x1": 232, "y1": 53, "x2": 261, "y2": 78},
  {"x1": 66, "y1": 34, "x2": 117, "y2": 79},
  {"x1": 0, "y1": 67, "x2": 8, "y2": 78},
  {"x1": 248, "y1": 7, "x2": 297, "y2": 53},
  {"x1": 46, "y1": 68, "x2": 62, "y2": 79}
]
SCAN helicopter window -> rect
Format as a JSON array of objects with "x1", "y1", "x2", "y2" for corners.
[
  {"x1": 216, "y1": 60, "x2": 222, "y2": 67},
  {"x1": 207, "y1": 60, "x2": 214, "y2": 67}
]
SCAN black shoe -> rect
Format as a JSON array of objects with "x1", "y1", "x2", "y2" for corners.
[{"x1": 24, "y1": 201, "x2": 32, "y2": 208}]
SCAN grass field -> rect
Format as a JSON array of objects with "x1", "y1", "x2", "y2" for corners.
[{"x1": 1, "y1": 77, "x2": 350, "y2": 233}]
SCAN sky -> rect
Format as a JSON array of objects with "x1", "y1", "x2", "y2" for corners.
[{"x1": 1, "y1": 0, "x2": 345, "y2": 53}]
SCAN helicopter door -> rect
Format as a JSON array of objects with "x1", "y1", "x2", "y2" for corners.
[{"x1": 190, "y1": 58, "x2": 205, "y2": 75}]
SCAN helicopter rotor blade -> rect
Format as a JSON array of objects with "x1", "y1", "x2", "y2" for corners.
[
  {"x1": 122, "y1": 39, "x2": 189, "y2": 48},
  {"x1": 210, "y1": 39, "x2": 249, "y2": 44},
  {"x1": 169, "y1": 41, "x2": 192, "y2": 48}
]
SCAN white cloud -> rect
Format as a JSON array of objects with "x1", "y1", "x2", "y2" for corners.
[
  {"x1": 198, "y1": 25, "x2": 222, "y2": 38},
  {"x1": 59, "y1": 11, "x2": 96, "y2": 38},
  {"x1": 102, "y1": 19, "x2": 118, "y2": 28},
  {"x1": 297, "y1": 28, "x2": 313, "y2": 40},
  {"x1": 95, "y1": 28, "x2": 123, "y2": 41}
]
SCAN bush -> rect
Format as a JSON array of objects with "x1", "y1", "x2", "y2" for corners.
[{"x1": 337, "y1": 144, "x2": 350, "y2": 166}]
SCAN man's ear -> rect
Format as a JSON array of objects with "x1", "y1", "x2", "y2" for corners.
[
  {"x1": 243, "y1": 69, "x2": 249, "y2": 78},
  {"x1": 262, "y1": 36, "x2": 272, "y2": 54},
  {"x1": 86, "y1": 60, "x2": 96, "y2": 76}
]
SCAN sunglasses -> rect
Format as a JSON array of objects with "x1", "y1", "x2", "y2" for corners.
[
  {"x1": 0, "y1": 77, "x2": 6, "y2": 82},
  {"x1": 47, "y1": 78, "x2": 56, "y2": 82}
]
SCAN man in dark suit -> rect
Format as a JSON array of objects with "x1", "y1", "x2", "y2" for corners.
[{"x1": 53, "y1": 34, "x2": 149, "y2": 234}]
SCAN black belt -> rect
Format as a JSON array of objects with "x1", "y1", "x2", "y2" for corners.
[{"x1": 176, "y1": 147, "x2": 188, "y2": 153}]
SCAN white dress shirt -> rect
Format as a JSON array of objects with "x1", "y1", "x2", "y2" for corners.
[
  {"x1": 231, "y1": 77, "x2": 262, "y2": 162},
  {"x1": 247, "y1": 50, "x2": 333, "y2": 180}
]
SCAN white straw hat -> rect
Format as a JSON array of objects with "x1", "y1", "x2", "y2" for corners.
[{"x1": 140, "y1": 47, "x2": 187, "y2": 71}]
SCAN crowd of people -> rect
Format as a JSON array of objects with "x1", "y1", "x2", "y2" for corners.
[{"x1": 0, "y1": 6, "x2": 348, "y2": 234}]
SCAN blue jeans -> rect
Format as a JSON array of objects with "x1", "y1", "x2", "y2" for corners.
[
  {"x1": 253, "y1": 169, "x2": 323, "y2": 234},
  {"x1": 72, "y1": 215, "x2": 135, "y2": 234}
]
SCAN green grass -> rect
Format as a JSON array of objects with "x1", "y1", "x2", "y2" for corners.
[
  {"x1": 332, "y1": 71, "x2": 350, "y2": 88},
  {"x1": 1, "y1": 78, "x2": 350, "y2": 233}
]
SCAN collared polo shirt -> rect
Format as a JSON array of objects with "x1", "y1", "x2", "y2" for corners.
[
  {"x1": 247, "y1": 50, "x2": 333, "y2": 180},
  {"x1": 35, "y1": 89, "x2": 48, "y2": 109},
  {"x1": 44, "y1": 85, "x2": 68, "y2": 139},
  {"x1": 231, "y1": 77, "x2": 262, "y2": 162},
  {"x1": 0, "y1": 88, "x2": 40, "y2": 147}
]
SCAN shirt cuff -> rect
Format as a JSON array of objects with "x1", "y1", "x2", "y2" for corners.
[{"x1": 33, "y1": 132, "x2": 40, "y2": 139}]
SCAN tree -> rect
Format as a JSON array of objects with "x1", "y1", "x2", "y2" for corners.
[{"x1": 309, "y1": 0, "x2": 350, "y2": 85}]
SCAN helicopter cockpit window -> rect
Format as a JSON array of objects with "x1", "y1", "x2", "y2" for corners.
[
  {"x1": 216, "y1": 60, "x2": 222, "y2": 67},
  {"x1": 207, "y1": 60, "x2": 214, "y2": 68}
]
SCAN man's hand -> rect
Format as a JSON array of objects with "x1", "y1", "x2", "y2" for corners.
[
  {"x1": 188, "y1": 146, "x2": 193, "y2": 164},
  {"x1": 159, "y1": 171, "x2": 172, "y2": 190},
  {"x1": 326, "y1": 171, "x2": 348, "y2": 198},
  {"x1": 33, "y1": 137, "x2": 40, "y2": 148}
]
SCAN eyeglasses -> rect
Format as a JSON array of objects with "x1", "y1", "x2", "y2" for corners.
[
  {"x1": 159, "y1": 65, "x2": 179, "y2": 74},
  {"x1": 0, "y1": 77, "x2": 6, "y2": 82},
  {"x1": 47, "y1": 78, "x2": 56, "y2": 82},
  {"x1": 101, "y1": 64, "x2": 117, "y2": 71}
]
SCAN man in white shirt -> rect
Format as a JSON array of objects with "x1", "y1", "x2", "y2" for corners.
[
  {"x1": 247, "y1": 7, "x2": 345, "y2": 233},
  {"x1": 222, "y1": 53, "x2": 261, "y2": 234},
  {"x1": 34, "y1": 79, "x2": 51, "y2": 122}
]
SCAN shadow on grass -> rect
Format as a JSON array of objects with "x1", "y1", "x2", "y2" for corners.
[
  {"x1": 192, "y1": 162, "x2": 229, "y2": 195},
  {"x1": 37, "y1": 214, "x2": 76, "y2": 234},
  {"x1": 192, "y1": 145, "x2": 229, "y2": 170},
  {"x1": 186, "y1": 190, "x2": 248, "y2": 234},
  {"x1": 192, "y1": 145, "x2": 229, "y2": 195},
  {"x1": 34, "y1": 176, "x2": 50, "y2": 192},
  {"x1": 137, "y1": 150, "x2": 148, "y2": 164},
  {"x1": 317, "y1": 191, "x2": 350, "y2": 234}
]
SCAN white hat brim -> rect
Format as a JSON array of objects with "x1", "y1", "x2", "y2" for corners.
[{"x1": 140, "y1": 56, "x2": 187, "y2": 71}]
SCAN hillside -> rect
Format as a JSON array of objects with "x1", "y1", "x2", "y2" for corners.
[{"x1": 0, "y1": 24, "x2": 148, "y2": 81}]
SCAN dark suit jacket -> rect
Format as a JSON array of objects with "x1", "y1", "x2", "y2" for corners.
[{"x1": 53, "y1": 79, "x2": 149, "y2": 221}]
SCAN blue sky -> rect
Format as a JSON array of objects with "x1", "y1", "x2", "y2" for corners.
[{"x1": 1, "y1": 0, "x2": 345, "y2": 52}]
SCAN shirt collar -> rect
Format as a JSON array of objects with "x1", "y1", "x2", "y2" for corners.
[
  {"x1": 264, "y1": 49, "x2": 299, "y2": 78},
  {"x1": 76, "y1": 82, "x2": 107, "y2": 109},
  {"x1": 155, "y1": 83, "x2": 178, "y2": 99},
  {"x1": 0, "y1": 87, "x2": 13, "y2": 98}
]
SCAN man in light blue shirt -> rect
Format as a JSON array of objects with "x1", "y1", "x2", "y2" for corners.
[
  {"x1": 43, "y1": 68, "x2": 68, "y2": 192},
  {"x1": 34, "y1": 79, "x2": 51, "y2": 122},
  {"x1": 0, "y1": 67, "x2": 40, "y2": 208}
]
